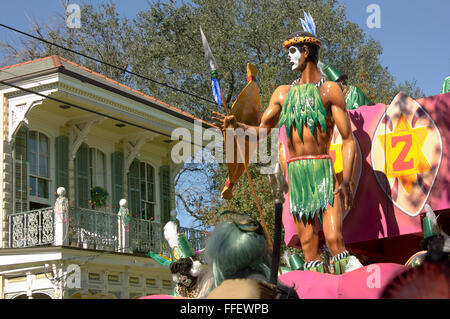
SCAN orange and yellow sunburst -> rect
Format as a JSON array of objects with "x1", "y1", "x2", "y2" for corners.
[{"x1": 378, "y1": 114, "x2": 431, "y2": 193}]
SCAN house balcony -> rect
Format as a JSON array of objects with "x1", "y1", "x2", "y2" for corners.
[{"x1": 8, "y1": 205, "x2": 206, "y2": 256}]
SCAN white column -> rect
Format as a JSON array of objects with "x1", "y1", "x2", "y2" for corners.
[{"x1": 118, "y1": 199, "x2": 130, "y2": 253}]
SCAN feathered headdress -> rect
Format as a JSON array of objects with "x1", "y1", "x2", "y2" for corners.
[
  {"x1": 164, "y1": 220, "x2": 195, "y2": 260},
  {"x1": 147, "y1": 215, "x2": 197, "y2": 267},
  {"x1": 283, "y1": 12, "x2": 321, "y2": 49},
  {"x1": 300, "y1": 11, "x2": 317, "y2": 36}
]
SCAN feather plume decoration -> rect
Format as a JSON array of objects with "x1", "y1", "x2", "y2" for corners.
[
  {"x1": 300, "y1": 11, "x2": 317, "y2": 36},
  {"x1": 164, "y1": 221, "x2": 179, "y2": 249},
  {"x1": 282, "y1": 250, "x2": 291, "y2": 267},
  {"x1": 424, "y1": 204, "x2": 440, "y2": 235}
]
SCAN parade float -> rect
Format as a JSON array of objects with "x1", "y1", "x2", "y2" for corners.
[{"x1": 145, "y1": 13, "x2": 450, "y2": 299}]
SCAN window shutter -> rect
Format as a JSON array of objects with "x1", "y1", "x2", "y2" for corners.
[
  {"x1": 14, "y1": 126, "x2": 29, "y2": 213},
  {"x1": 127, "y1": 159, "x2": 141, "y2": 218},
  {"x1": 159, "y1": 165, "x2": 171, "y2": 224},
  {"x1": 55, "y1": 136, "x2": 69, "y2": 193},
  {"x1": 111, "y1": 152, "x2": 124, "y2": 211},
  {"x1": 75, "y1": 143, "x2": 90, "y2": 208}
]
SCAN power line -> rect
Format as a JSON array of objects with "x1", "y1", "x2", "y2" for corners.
[
  {"x1": 0, "y1": 23, "x2": 217, "y2": 106},
  {"x1": 0, "y1": 78, "x2": 173, "y2": 138},
  {"x1": 0, "y1": 78, "x2": 215, "y2": 150}
]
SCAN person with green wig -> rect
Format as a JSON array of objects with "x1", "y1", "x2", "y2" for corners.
[{"x1": 198, "y1": 212, "x2": 298, "y2": 299}]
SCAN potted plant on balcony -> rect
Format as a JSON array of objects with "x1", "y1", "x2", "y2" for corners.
[{"x1": 90, "y1": 186, "x2": 109, "y2": 210}]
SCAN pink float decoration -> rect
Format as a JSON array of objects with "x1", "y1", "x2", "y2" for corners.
[{"x1": 278, "y1": 263, "x2": 408, "y2": 299}]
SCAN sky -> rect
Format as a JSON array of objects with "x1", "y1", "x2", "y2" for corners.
[
  {"x1": 0, "y1": 0, "x2": 449, "y2": 96},
  {"x1": 1, "y1": 0, "x2": 449, "y2": 227}
]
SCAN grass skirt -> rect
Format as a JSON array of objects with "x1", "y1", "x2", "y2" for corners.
[{"x1": 288, "y1": 158, "x2": 334, "y2": 223}]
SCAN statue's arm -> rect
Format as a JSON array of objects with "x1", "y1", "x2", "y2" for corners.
[
  {"x1": 329, "y1": 82, "x2": 356, "y2": 208},
  {"x1": 213, "y1": 85, "x2": 288, "y2": 140},
  {"x1": 330, "y1": 82, "x2": 355, "y2": 184}
]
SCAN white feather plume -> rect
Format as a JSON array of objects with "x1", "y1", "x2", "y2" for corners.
[
  {"x1": 282, "y1": 250, "x2": 291, "y2": 267},
  {"x1": 425, "y1": 204, "x2": 440, "y2": 235},
  {"x1": 164, "y1": 221, "x2": 179, "y2": 249}
]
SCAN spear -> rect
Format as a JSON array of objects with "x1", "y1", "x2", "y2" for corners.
[
  {"x1": 200, "y1": 27, "x2": 276, "y2": 255},
  {"x1": 200, "y1": 27, "x2": 229, "y2": 114}
]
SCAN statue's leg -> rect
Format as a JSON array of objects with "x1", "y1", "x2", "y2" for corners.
[
  {"x1": 322, "y1": 185, "x2": 345, "y2": 257},
  {"x1": 293, "y1": 216, "x2": 324, "y2": 272},
  {"x1": 322, "y1": 183, "x2": 362, "y2": 274}
]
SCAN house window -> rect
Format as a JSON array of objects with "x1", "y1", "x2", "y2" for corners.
[
  {"x1": 28, "y1": 131, "x2": 50, "y2": 204},
  {"x1": 140, "y1": 162, "x2": 155, "y2": 220},
  {"x1": 89, "y1": 148, "x2": 106, "y2": 189},
  {"x1": 14, "y1": 126, "x2": 29, "y2": 213}
]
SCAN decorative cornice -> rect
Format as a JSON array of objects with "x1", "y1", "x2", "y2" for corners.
[
  {"x1": 4, "y1": 83, "x2": 58, "y2": 100},
  {"x1": 57, "y1": 82, "x2": 178, "y2": 130}
]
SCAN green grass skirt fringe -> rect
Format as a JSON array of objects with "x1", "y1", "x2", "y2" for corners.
[{"x1": 288, "y1": 158, "x2": 334, "y2": 223}]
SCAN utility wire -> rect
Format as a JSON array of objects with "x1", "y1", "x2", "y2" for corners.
[
  {"x1": 0, "y1": 78, "x2": 215, "y2": 150},
  {"x1": 0, "y1": 78, "x2": 172, "y2": 138},
  {"x1": 0, "y1": 23, "x2": 217, "y2": 106}
]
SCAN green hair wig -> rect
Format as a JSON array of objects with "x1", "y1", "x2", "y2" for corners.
[{"x1": 205, "y1": 218, "x2": 272, "y2": 291}]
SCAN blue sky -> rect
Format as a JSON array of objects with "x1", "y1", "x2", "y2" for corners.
[
  {"x1": 1, "y1": 1, "x2": 449, "y2": 227},
  {"x1": 340, "y1": 0, "x2": 450, "y2": 97},
  {"x1": 1, "y1": 0, "x2": 449, "y2": 96}
]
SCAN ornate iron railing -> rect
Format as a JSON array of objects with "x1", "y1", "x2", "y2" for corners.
[
  {"x1": 9, "y1": 207, "x2": 54, "y2": 248},
  {"x1": 68, "y1": 208, "x2": 119, "y2": 250},
  {"x1": 8, "y1": 207, "x2": 207, "y2": 256},
  {"x1": 129, "y1": 218, "x2": 162, "y2": 253}
]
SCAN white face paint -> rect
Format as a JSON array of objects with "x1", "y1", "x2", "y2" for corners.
[{"x1": 288, "y1": 45, "x2": 302, "y2": 71}]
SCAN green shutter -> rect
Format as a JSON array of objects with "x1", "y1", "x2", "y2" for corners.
[
  {"x1": 127, "y1": 159, "x2": 141, "y2": 218},
  {"x1": 159, "y1": 165, "x2": 171, "y2": 224},
  {"x1": 14, "y1": 126, "x2": 29, "y2": 213},
  {"x1": 111, "y1": 152, "x2": 124, "y2": 211},
  {"x1": 75, "y1": 143, "x2": 90, "y2": 208},
  {"x1": 55, "y1": 136, "x2": 69, "y2": 194}
]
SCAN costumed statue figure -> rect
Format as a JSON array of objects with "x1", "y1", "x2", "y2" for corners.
[
  {"x1": 161, "y1": 214, "x2": 205, "y2": 298},
  {"x1": 322, "y1": 64, "x2": 373, "y2": 110},
  {"x1": 213, "y1": 12, "x2": 362, "y2": 274},
  {"x1": 117, "y1": 199, "x2": 130, "y2": 253},
  {"x1": 54, "y1": 186, "x2": 69, "y2": 246},
  {"x1": 198, "y1": 211, "x2": 298, "y2": 299}
]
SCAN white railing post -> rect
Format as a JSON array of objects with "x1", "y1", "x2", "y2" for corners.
[
  {"x1": 54, "y1": 187, "x2": 69, "y2": 246},
  {"x1": 117, "y1": 199, "x2": 130, "y2": 253}
]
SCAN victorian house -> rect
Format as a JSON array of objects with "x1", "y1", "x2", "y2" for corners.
[{"x1": 0, "y1": 55, "x2": 211, "y2": 299}]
